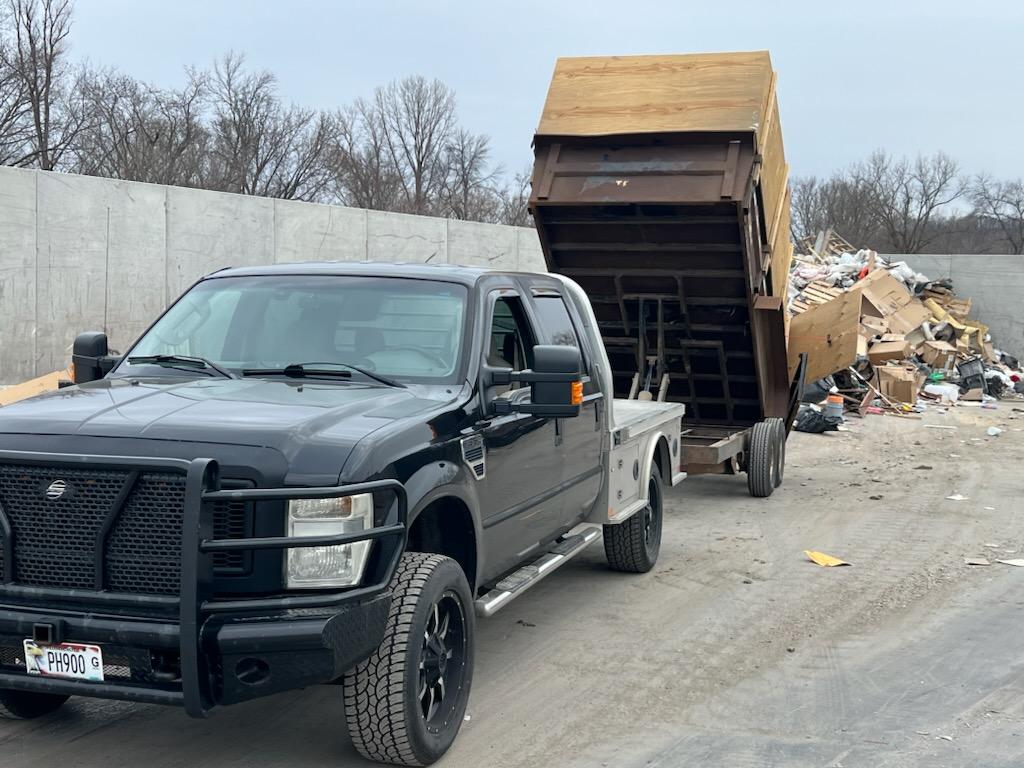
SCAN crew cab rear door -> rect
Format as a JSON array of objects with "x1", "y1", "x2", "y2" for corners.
[
  {"x1": 474, "y1": 287, "x2": 565, "y2": 580},
  {"x1": 523, "y1": 281, "x2": 604, "y2": 526}
]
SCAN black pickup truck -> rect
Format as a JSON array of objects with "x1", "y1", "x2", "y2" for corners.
[{"x1": 0, "y1": 263, "x2": 684, "y2": 765}]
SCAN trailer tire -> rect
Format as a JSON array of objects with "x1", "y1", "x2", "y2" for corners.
[
  {"x1": 766, "y1": 417, "x2": 786, "y2": 488},
  {"x1": 0, "y1": 689, "x2": 68, "y2": 720},
  {"x1": 604, "y1": 468, "x2": 663, "y2": 573},
  {"x1": 343, "y1": 552, "x2": 473, "y2": 766},
  {"x1": 746, "y1": 421, "x2": 777, "y2": 498}
]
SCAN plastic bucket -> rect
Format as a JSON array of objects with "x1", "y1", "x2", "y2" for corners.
[{"x1": 825, "y1": 394, "x2": 844, "y2": 419}]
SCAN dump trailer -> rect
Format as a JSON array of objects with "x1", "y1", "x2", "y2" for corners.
[{"x1": 530, "y1": 51, "x2": 806, "y2": 497}]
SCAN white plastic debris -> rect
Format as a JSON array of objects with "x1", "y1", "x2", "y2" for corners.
[
  {"x1": 945, "y1": 494, "x2": 968, "y2": 501},
  {"x1": 987, "y1": 426, "x2": 1003, "y2": 437}
]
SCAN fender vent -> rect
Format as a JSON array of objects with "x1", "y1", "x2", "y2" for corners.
[{"x1": 461, "y1": 435, "x2": 486, "y2": 480}]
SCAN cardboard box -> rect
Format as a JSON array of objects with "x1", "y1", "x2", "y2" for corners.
[
  {"x1": 868, "y1": 340, "x2": 912, "y2": 365},
  {"x1": 860, "y1": 315, "x2": 889, "y2": 338},
  {"x1": 857, "y1": 270, "x2": 931, "y2": 334},
  {"x1": 919, "y1": 340, "x2": 957, "y2": 369},
  {"x1": 875, "y1": 365, "x2": 924, "y2": 404}
]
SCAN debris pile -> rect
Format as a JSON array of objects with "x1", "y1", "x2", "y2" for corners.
[{"x1": 787, "y1": 230, "x2": 1023, "y2": 427}]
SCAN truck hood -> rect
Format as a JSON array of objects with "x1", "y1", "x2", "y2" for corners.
[{"x1": 0, "y1": 377, "x2": 449, "y2": 477}]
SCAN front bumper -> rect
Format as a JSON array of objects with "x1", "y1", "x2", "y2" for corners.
[{"x1": 0, "y1": 451, "x2": 407, "y2": 715}]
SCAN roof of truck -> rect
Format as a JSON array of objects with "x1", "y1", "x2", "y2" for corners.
[{"x1": 206, "y1": 261, "x2": 526, "y2": 285}]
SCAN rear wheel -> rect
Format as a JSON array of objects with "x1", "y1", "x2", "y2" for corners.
[
  {"x1": 343, "y1": 553, "x2": 473, "y2": 766},
  {"x1": 746, "y1": 421, "x2": 778, "y2": 498},
  {"x1": 604, "y1": 468, "x2": 663, "y2": 573},
  {"x1": 766, "y1": 417, "x2": 786, "y2": 488},
  {"x1": 0, "y1": 689, "x2": 69, "y2": 720}
]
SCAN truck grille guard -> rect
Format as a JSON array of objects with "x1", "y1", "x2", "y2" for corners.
[{"x1": 0, "y1": 450, "x2": 407, "y2": 717}]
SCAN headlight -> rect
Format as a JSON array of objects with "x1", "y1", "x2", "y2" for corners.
[{"x1": 286, "y1": 493, "x2": 374, "y2": 588}]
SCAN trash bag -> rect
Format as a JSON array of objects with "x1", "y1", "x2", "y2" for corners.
[
  {"x1": 1016, "y1": 380, "x2": 1024, "y2": 394},
  {"x1": 1002, "y1": 352, "x2": 1019, "y2": 369},
  {"x1": 794, "y1": 404, "x2": 843, "y2": 433}
]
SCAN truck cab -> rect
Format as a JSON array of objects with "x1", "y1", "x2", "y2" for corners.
[{"x1": 0, "y1": 262, "x2": 683, "y2": 765}]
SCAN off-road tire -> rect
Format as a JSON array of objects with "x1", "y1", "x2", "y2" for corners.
[
  {"x1": 747, "y1": 420, "x2": 777, "y2": 498},
  {"x1": 343, "y1": 553, "x2": 474, "y2": 766},
  {"x1": 604, "y1": 468, "x2": 663, "y2": 573},
  {"x1": 766, "y1": 417, "x2": 786, "y2": 488},
  {"x1": 0, "y1": 689, "x2": 69, "y2": 719}
]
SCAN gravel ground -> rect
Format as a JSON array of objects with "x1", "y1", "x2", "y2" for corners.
[{"x1": 1, "y1": 404, "x2": 1023, "y2": 767}]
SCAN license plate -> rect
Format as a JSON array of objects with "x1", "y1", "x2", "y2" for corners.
[{"x1": 23, "y1": 640, "x2": 104, "y2": 682}]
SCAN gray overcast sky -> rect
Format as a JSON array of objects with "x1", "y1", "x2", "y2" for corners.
[{"x1": 70, "y1": 0, "x2": 1024, "y2": 181}]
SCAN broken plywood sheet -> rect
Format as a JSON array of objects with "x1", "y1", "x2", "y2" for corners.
[
  {"x1": 0, "y1": 368, "x2": 72, "y2": 407},
  {"x1": 537, "y1": 51, "x2": 775, "y2": 138},
  {"x1": 787, "y1": 289, "x2": 861, "y2": 382}
]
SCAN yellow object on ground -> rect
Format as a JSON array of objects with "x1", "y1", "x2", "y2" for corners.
[
  {"x1": 804, "y1": 550, "x2": 850, "y2": 567},
  {"x1": 0, "y1": 368, "x2": 73, "y2": 407}
]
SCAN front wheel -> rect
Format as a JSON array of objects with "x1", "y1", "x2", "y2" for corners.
[
  {"x1": 604, "y1": 467, "x2": 663, "y2": 573},
  {"x1": 343, "y1": 553, "x2": 474, "y2": 766},
  {"x1": 0, "y1": 689, "x2": 69, "y2": 720}
]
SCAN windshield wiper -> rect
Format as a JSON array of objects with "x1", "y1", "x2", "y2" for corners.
[
  {"x1": 127, "y1": 354, "x2": 237, "y2": 379},
  {"x1": 241, "y1": 362, "x2": 405, "y2": 389}
]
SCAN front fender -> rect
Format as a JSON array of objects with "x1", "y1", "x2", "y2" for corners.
[{"x1": 401, "y1": 458, "x2": 485, "y2": 588}]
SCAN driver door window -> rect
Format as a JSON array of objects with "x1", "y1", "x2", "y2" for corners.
[{"x1": 488, "y1": 296, "x2": 536, "y2": 397}]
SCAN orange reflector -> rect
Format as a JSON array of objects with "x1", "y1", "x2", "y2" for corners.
[{"x1": 571, "y1": 380, "x2": 583, "y2": 405}]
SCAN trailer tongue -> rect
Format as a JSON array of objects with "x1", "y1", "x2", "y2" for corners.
[{"x1": 530, "y1": 51, "x2": 805, "y2": 497}]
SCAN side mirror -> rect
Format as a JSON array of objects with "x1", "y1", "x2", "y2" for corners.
[
  {"x1": 492, "y1": 344, "x2": 583, "y2": 418},
  {"x1": 72, "y1": 332, "x2": 119, "y2": 384}
]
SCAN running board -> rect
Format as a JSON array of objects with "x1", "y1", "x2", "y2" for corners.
[{"x1": 473, "y1": 524, "x2": 602, "y2": 618}]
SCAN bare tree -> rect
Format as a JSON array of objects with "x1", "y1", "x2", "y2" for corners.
[
  {"x1": 494, "y1": 166, "x2": 532, "y2": 227},
  {"x1": 207, "y1": 53, "x2": 335, "y2": 200},
  {"x1": 374, "y1": 75, "x2": 456, "y2": 214},
  {"x1": 0, "y1": 9, "x2": 32, "y2": 164},
  {"x1": 3, "y1": 0, "x2": 84, "y2": 169},
  {"x1": 971, "y1": 174, "x2": 1024, "y2": 254},
  {"x1": 790, "y1": 174, "x2": 879, "y2": 247},
  {"x1": 854, "y1": 150, "x2": 966, "y2": 253},
  {"x1": 70, "y1": 68, "x2": 209, "y2": 186},
  {"x1": 327, "y1": 99, "x2": 404, "y2": 210},
  {"x1": 439, "y1": 128, "x2": 499, "y2": 221}
]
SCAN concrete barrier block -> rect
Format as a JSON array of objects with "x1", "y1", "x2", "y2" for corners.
[
  {"x1": 0, "y1": 167, "x2": 38, "y2": 380},
  {"x1": 366, "y1": 211, "x2": 446, "y2": 264},
  {"x1": 447, "y1": 219, "x2": 517, "y2": 269},
  {"x1": 516, "y1": 227, "x2": 545, "y2": 271},
  {"x1": 274, "y1": 200, "x2": 367, "y2": 264},
  {"x1": 166, "y1": 186, "x2": 274, "y2": 300},
  {"x1": 34, "y1": 174, "x2": 166, "y2": 372}
]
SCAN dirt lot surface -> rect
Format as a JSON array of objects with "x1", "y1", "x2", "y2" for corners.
[{"x1": 2, "y1": 405, "x2": 1023, "y2": 767}]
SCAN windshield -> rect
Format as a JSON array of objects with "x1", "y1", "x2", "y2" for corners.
[{"x1": 117, "y1": 275, "x2": 469, "y2": 383}]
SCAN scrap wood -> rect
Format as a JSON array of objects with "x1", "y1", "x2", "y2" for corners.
[
  {"x1": 0, "y1": 368, "x2": 73, "y2": 407},
  {"x1": 804, "y1": 550, "x2": 850, "y2": 567},
  {"x1": 846, "y1": 366, "x2": 906, "y2": 414}
]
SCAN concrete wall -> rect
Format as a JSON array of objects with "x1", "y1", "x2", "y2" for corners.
[
  {"x1": 892, "y1": 254, "x2": 1024, "y2": 357},
  {"x1": 0, "y1": 167, "x2": 545, "y2": 381}
]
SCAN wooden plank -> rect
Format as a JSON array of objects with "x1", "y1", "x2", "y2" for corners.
[
  {"x1": 537, "y1": 51, "x2": 775, "y2": 137},
  {"x1": 787, "y1": 291, "x2": 862, "y2": 382},
  {"x1": 0, "y1": 368, "x2": 73, "y2": 407}
]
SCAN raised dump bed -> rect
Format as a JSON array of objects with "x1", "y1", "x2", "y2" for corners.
[{"x1": 530, "y1": 51, "x2": 804, "y2": 496}]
